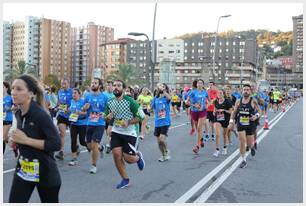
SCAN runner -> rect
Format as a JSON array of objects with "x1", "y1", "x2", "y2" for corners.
[
  {"x1": 67, "y1": 88, "x2": 88, "y2": 166},
  {"x1": 103, "y1": 80, "x2": 115, "y2": 154},
  {"x1": 3, "y1": 81, "x2": 13, "y2": 154},
  {"x1": 83, "y1": 78, "x2": 109, "y2": 174},
  {"x1": 228, "y1": 84, "x2": 261, "y2": 168},
  {"x1": 272, "y1": 88, "x2": 281, "y2": 112},
  {"x1": 170, "y1": 89, "x2": 180, "y2": 117},
  {"x1": 104, "y1": 79, "x2": 145, "y2": 189},
  {"x1": 186, "y1": 79, "x2": 210, "y2": 154},
  {"x1": 55, "y1": 78, "x2": 73, "y2": 160},
  {"x1": 137, "y1": 87, "x2": 153, "y2": 139},
  {"x1": 206, "y1": 81, "x2": 218, "y2": 142},
  {"x1": 152, "y1": 83, "x2": 172, "y2": 162},
  {"x1": 49, "y1": 86, "x2": 58, "y2": 119},
  {"x1": 224, "y1": 85, "x2": 237, "y2": 145},
  {"x1": 9, "y1": 74, "x2": 61, "y2": 203},
  {"x1": 213, "y1": 89, "x2": 233, "y2": 157},
  {"x1": 185, "y1": 81, "x2": 197, "y2": 136}
]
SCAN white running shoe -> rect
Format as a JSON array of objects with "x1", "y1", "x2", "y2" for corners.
[
  {"x1": 89, "y1": 165, "x2": 97, "y2": 174},
  {"x1": 213, "y1": 150, "x2": 220, "y2": 157},
  {"x1": 222, "y1": 148, "x2": 228, "y2": 155}
]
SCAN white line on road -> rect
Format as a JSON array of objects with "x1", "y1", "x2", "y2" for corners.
[
  {"x1": 194, "y1": 103, "x2": 295, "y2": 203},
  {"x1": 175, "y1": 103, "x2": 294, "y2": 203}
]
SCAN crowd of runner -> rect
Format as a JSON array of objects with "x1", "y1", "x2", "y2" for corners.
[{"x1": 3, "y1": 75, "x2": 300, "y2": 202}]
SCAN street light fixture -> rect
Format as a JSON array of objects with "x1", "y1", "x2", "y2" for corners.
[
  {"x1": 212, "y1": 14, "x2": 232, "y2": 83},
  {"x1": 128, "y1": 32, "x2": 153, "y2": 91}
]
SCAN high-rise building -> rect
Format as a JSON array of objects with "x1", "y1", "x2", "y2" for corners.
[
  {"x1": 11, "y1": 21, "x2": 25, "y2": 69},
  {"x1": 39, "y1": 18, "x2": 72, "y2": 82},
  {"x1": 101, "y1": 38, "x2": 135, "y2": 79},
  {"x1": 24, "y1": 16, "x2": 40, "y2": 74},
  {"x1": 292, "y1": 14, "x2": 303, "y2": 73},
  {"x1": 156, "y1": 38, "x2": 184, "y2": 63},
  {"x1": 71, "y1": 22, "x2": 114, "y2": 85},
  {"x1": 3, "y1": 21, "x2": 12, "y2": 72}
]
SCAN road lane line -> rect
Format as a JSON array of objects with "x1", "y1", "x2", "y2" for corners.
[
  {"x1": 194, "y1": 103, "x2": 295, "y2": 203},
  {"x1": 175, "y1": 103, "x2": 294, "y2": 203}
]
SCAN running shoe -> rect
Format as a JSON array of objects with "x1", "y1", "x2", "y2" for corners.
[
  {"x1": 239, "y1": 160, "x2": 247, "y2": 168},
  {"x1": 105, "y1": 144, "x2": 111, "y2": 154},
  {"x1": 99, "y1": 144, "x2": 105, "y2": 159},
  {"x1": 251, "y1": 148, "x2": 256, "y2": 156},
  {"x1": 116, "y1": 178, "x2": 130, "y2": 189},
  {"x1": 222, "y1": 148, "x2": 228, "y2": 155},
  {"x1": 213, "y1": 150, "x2": 220, "y2": 157},
  {"x1": 136, "y1": 151, "x2": 145, "y2": 171},
  {"x1": 204, "y1": 134, "x2": 210, "y2": 142},
  {"x1": 89, "y1": 165, "x2": 97, "y2": 174},
  {"x1": 68, "y1": 158, "x2": 78, "y2": 166},
  {"x1": 158, "y1": 155, "x2": 166, "y2": 162},
  {"x1": 55, "y1": 151, "x2": 64, "y2": 160},
  {"x1": 211, "y1": 134, "x2": 215, "y2": 142},
  {"x1": 192, "y1": 145, "x2": 200, "y2": 154},
  {"x1": 200, "y1": 138, "x2": 205, "y2": 148}
]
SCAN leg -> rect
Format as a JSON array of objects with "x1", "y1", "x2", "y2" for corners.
[
  {"x1": 70, "y1": 125, "x2": 78, "y2": 158},
  {"x1": 91, "y1": 141, "x2": 100, "y2": 166},
  {"x1": 9, "y1": 176, "x2": 35, "y2": 203},
  {"x1": 238, "y1": 131, "x2": 247, "y2": 159},
  {"x1": 37, "y1": 184, "x2": 61, "y2": 203},
  {"x1": 214, "y1": 122, "x2": 221, "y2": 150},
  {"x1": 112, "y1": 147, "x2": 128, "y2": 179},
  {"x1": 57, "y1": 123, "x2": 67, "y2": 151}
]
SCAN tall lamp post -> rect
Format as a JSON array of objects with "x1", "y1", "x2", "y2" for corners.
[
  {"x1": 128, "y1": 32, "x2": 153, "y2": 91},
  {"x1": 212, "y1": 14, "x2": 231, "y2": 83}
]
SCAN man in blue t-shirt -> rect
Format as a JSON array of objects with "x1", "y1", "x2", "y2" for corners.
[
  {"x1": 83, "y1": 78, "x2": 109, "y2": 174},
  {"x1": 55, "y1": 78, "x2": 73, "y2": 160},
  {"x1": 152, "y1": 83, "x2": 172, "y2": 162}
]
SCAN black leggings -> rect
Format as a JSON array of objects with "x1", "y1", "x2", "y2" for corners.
[
  {"x1": 70, "y1": 124, "x2": 87, "y2": 153},
  {"x1": 9, "y1": 175, "x2": 61, "y2": 203}
]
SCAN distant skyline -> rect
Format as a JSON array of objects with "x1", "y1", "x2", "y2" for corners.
[{"x1": 3, "y1": 2, "x2": 303, "y2": 39}]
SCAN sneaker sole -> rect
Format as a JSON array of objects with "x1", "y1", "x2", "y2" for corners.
[{"x1": 117, "y1": 184, "x2": 130, "y2": 189}]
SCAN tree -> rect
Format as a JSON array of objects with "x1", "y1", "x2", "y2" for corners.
[
  {"x1": 44, "y1": 74, "x2": 61, "y2": 90},
  {"x1": 79, "y1": 78, "x2": 91, "y2": 92},
  {"x1": 106, "y1": 64, "x2": 145, "y2": 87},
  {"x1": 4, "y1": 60, "x2": 38, "y2": 83}
]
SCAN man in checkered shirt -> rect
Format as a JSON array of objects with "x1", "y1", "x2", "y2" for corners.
[{"x1": 105, "y1": 80, "x2": 146, "y2": 189}]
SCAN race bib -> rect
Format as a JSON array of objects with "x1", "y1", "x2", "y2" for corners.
[
  {"x1": 17, "y1": 159, "x2": 40, "y2": 182},
  {"x1": 158, "y1": 109, "x2": 166, "y2": 119},
  {"x1": 59, "y1": 104, "x2": 67, "y2": 111},
  {"x1": 69, "y1": 113, "x2": 79, "y2": 122},
  {"x1": 114, "y1": 119, "x2": 125, "y2": 127},
  {"x1": 3, "y1": 112, "x2": 6, "y2": 120},
  {"x1": 216, "y1": 112, "x2": 225, "y2": 121},
  {"x1": 240, "y1": 116, "x2": 250, "y2": 126},
  {"x1": 90, "y1": 113, "x2": 100, "y2": 122}
]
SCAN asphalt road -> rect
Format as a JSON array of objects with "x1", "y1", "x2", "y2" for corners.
[{"x1": 3, "y1": 99, "x2": 303, "y2": 203}]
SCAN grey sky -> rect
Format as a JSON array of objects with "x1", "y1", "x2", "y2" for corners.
[{"x1": 3, "y1": 2, "x2": 303, "y2": 39}]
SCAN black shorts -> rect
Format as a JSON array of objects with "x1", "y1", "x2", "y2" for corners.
[
  {"x1": 273, "y1": 100, "x2": 280, "y2": 105},
  {"x1": 171, "y1": 102, "x2": 181, "y2": 108},
  {"x1": 143, "y1": 108, "x2": 150, "y2": 116},
  {"x1": 215, "y1": 120, "x2": 229, "y2": 128},
  {"x1": 85, "y1": 125, "x2": 105, "y2": 143},
  {"x1": 237, "y1": 124, "x2": 256, "y2": 135},
  {"x1": 154, "y1": 125, "x2": 170, "y2": 137},
  {"x1": 3, "y1": 121, "x2": 12, "y2": 126},
  {"x1": 207, "y1": 111, "x2": 216, "y2": 123},
  {"x1": 110, "y1": 132, "x2": 137, "y2": 155},
  {"x1": 183, "y1": 102, "x2": 190, "y2": 109},
  {"x1": 57, "y1": 115, "x2": 70, "y2": 126}
]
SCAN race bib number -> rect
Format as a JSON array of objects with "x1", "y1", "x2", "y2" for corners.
[
  {"x1": 69, "y1": 113, "x2": 79, "y2": 122},
  {"x1": 90, "y1": 113, "x2": 100, "y2": 122},
  {"x1": 59, "y1": 104, "x2": 67, "y2": 111},
  {"x1": 114, "y1": 119, "x2": 125, "y2": 127},
  {"x1": 17, "y1": 159, "x2": 40, "y2": 182},
  {"x1": 240, "y1": 116, "x2": 250, "y2": 126},
  {"x1": 3, "y1": 112, "x2": 6, "y2": 120},
  {"x1": 216, "y1": 112, "x2": 225, "y2": 121},
  {"x1": 158, "y1": 109, "x2": 166, "y2": 119}
]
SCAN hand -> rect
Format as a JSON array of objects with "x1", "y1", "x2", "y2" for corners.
[
  {"x1": 10, "y1": 129, "x2": 29, "y2": 145},
  {"x1": 227, "y1": 122, "x2": 234, "y2": 131},
  {"x1": 106, "y1": 112, "x2": 113, "y2": 120}
]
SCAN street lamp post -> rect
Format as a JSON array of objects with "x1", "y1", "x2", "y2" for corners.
[
  {"x1": 128, "y1": 32, "x2": 153, "y2": 91},
  {"x1": 212, "y1": 14, "x2": 231, "y2": 83}
]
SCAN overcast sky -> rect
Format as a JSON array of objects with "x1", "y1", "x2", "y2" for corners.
[{"x1": 3, "y1": 2, "x2": 303, "y2": 39}]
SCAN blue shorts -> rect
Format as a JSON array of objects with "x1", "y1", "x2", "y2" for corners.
[{"x1": 85, "y1": 126, "x2": 105, "y2": 143}]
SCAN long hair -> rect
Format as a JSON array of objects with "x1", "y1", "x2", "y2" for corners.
[
  {"x1": 3, "y1": 81, "x2": 11, "y2": 95},
  {"x1": 17, "y1": 74, "x2": 48, "y2": 111}
]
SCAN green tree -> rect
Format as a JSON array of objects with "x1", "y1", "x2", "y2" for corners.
[
  {"x1": 106, "y1": 64, "x2": 145, "y2": 86},
  {"x1": 44, "y1": 74, "x2": 61, "y2": 90},
  {"x1": 79, "y1": 78, "x2": 91, "y2": 92},
  {"x1": 4, "y1": 60, "x2": 38, "y2": 83}
]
